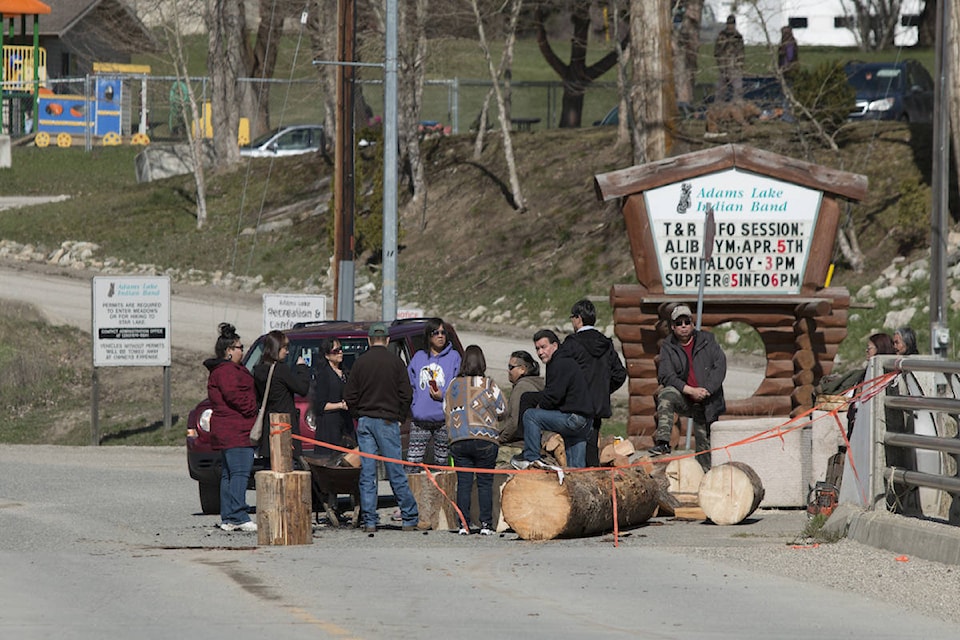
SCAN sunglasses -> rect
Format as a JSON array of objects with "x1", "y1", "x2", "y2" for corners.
[
  {"x1": 431, "y1": 329, "x2": 446, "y2": 337},
  {"x1": 673, "y1": 318, "x2": 692, "y2": 326},
  {"x1": 229, "y1": 344, "x2": 244, "y2": 351},
  {"x1": 507, "y1": 364, "x2": 523, "y2": 371},
  {"x1": 328, "y1": 348, "x2": 343, "y2": 354}
]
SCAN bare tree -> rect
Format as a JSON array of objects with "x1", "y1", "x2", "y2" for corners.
[
  {"x1": 472, "y1": 0, "x2": 523, "y2": 159},
  {"x1": 629, "y1": 0, "x2": 673, "y2": 164},
  {"x1": 470, "y1": 0, "x2": 527, "y2": 211},
  {"x1": 951, "y1": 0, "x2": 960, "y2": 209},
  {"x1": 609, "y1": 0, "x2": 631, "y2": 146},
  {"x1": 205, "y1": 0, "x2": 244, "y2": 166},
  {"x1": 838, "y1": 0, "x2": 903, "y2": 50},
  {"x1": 150, "y1": 0, "x2": 209, "y2": 228},
  {"x1": 308, "y1": 0, "x2": 338, "y2": 136},
  {"x1": 534, "y1": 0, "x2": 627, "y2": 127},
  {"x1": 672, "y1": 0, "x2": 702, "y2": 107}
]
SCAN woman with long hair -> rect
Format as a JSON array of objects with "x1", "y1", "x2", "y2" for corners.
[
  {"x1": 253, "y1": 330, "x2": 311, "y2": 461},
  {"x1": 444, "y1": 345, "x2": 505, "y2": 535}
]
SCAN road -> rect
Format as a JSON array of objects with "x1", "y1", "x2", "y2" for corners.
[
  {"x1": 0, "y1": 263, "x2": 763, "y2": 398},
  {"x1": 3, "y1": 444, "x2": 960, "y2": 639}
]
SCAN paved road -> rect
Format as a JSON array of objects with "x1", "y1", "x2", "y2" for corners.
[
  {"x1": 2, "y1": 445, "x2": 959, "y2": 639},
  {"x1": 0, "y1": 263, "x2": 763, "y2": 398}
]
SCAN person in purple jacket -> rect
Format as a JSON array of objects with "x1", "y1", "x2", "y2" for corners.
[
  {"x1": 406, "y1": 317, "x2": 461, "y2": 470},
  {"x1": 204, "y1": 323, "x2": 258, "y2": 533}
]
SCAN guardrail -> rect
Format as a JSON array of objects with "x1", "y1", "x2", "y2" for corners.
[{"x1": 840, "y1": 355, "x2": 960, "y2": 524}]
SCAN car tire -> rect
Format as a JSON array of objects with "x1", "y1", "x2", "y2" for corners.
[{"x1": 199, "y1": 482, "x2": 220, "y2": 515}]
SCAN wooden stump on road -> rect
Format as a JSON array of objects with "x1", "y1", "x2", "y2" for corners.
[
  {"x1": 407, "y1": 471, "x2": 458, "y2": 530},
  {"x1": 698, "y1": 461, "x2": 765, "y2": 525},
  {"x1": 500, "y1": 468, "x2": 659, "y2": 540},
  {"x1": 256, "y1": 470, "x2": 312, "y2": 545}
]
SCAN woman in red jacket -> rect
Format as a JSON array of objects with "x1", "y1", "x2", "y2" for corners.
[{"x1": 204, "y1": 323, "x2": 259, "y2": 532}]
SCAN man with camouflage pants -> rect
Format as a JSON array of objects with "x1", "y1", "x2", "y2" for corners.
[{"x1": 648, "y1": 304, "x2": 727, "y2": 471}]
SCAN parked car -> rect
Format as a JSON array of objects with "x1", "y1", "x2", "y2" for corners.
[
  {"x1": 844, "y1": 60, "x2": 935, "y2": 123},
  {"x1": 240, "y1": 124, "x2": 326, "y2": 158},
  {"x1": 186, "y1": 318, "x2": 463, "y2": 514}
]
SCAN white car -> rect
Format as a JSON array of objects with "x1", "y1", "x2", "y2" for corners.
[{"x1": 240, "y1": 124, "x2": 326, "y2": 158}]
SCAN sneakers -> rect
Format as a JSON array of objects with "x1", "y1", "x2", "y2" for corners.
[
  {"x1": 402, "y1": 521, "x2": 431, "y2": 532},
  {"x1": 479, "y1": 523, "x2": 494, "y2": 536},
  {"x1": 236, "y1": 521, "x2": 257, "y2": 532},
  {"x1": 390, "y1": 508, "x2": 403, "y2": 522},
  {"x1": 511, "y1": 456, "x2": 549, "y2": 470},
  {"x1": 458, "y1": 527, "x2": 470, "y2": 535},
  {"x1": 217, "y1": 522, "x2": 237, "y2": 531},
  {"x1": 363, "y1": 525, "x2": 377, "y2": 533},
  {"x1": 648, "y1": 442, "x2": 671, "y2": 456}
]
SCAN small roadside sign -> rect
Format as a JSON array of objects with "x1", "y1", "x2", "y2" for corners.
[
  {"x1": 92, "y1": 276, "x2": 171, "y2": 367},
  {"x1": 263, "y1": 293, "x2": 327, "y2": 333}
]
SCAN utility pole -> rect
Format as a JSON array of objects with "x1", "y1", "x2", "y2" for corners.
[
  {"x1": 382, "y1": 0, "x2": 398, "y2": 322},
  {"x1": 333, "y1": 0, "x2": 356, "y2": 321},
  {"x1": 930, "y1": 0, "x2": 951, "y2": 357}
]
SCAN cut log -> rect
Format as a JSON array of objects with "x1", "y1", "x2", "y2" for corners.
[
  {"x1": 407, "y1": 471, "x2": 458, "y2": 531},
  {"x1": 255, "y1": 470, "x2": 312, "y2": 545},
  {"x1": 500, "y1": 468, "x2": 660, "y2": 540},
  {"x1": 542, "y1": 432, "x2": 567, "y2": 467},
  {"x1": 665, "y1": 457, "x2": 705, "y2": 494},
  {"x1": 268, "y1": 412, "x2": 294, "y2": 473},
  {"x1": 673, "y1": 506, "x2": 707, "y2": 520},
  {"x1": 698, "y1": 461, "x2": 765, "y2": 525},
  {"x1": 600, "y1": 438, "x2": 636, "y2": 465}
]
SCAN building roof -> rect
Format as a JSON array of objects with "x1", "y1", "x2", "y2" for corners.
[{"x1": 0, "y1": 0, "x2": 51, "y2": 15}]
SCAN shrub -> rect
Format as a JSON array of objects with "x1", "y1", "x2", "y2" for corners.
[{"x1": 790, "y1": 60, "x2": 856, "y2": 134}]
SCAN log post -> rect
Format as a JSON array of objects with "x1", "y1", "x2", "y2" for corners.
[
  {"x1": 407, "y1": 471, "x2": 458, "y2": 531},
  {"x1": 268, "y1": 412, "x2": 294, "y2": 473},
  {"x1": 255, "y1": 412, "x2": 311, "y2": 545},
  {"x1": 255, "y1": 470, "x2": 312, "y2": 545},
  {"x1": 501, "y1": 468, "x2": 660, "y2": 540}
]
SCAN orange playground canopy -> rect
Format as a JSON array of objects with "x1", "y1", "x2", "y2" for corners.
[{"x1": 0, "y1": 0, "x2": 51, "y2": 15}]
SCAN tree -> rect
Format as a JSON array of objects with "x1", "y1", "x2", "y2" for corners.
[
  {"x1": 839, "y1": 0, "x2": 904, "y2": 50},
  {"x1": 205, "y1": 0, "x2": 244, "y2": 166},
  {"x1": 469, "y1": 0, "x2": 527, "y2": 211},
  {"x1": 534, "y1": 0, "x2": 627, "y2": 127},
  {"x1": 629, "y1": 0, "x2": 673, "y2": 163}
]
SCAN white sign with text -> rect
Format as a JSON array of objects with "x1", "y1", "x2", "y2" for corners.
[
  {"x1": 262, "y1": 293, "x2": 327, "y2": 333},
  {"x1": 92, "y1": 276, "x2": 171, "y2": 367},
  {"x1": 643, "y1": 168, "x2": 822, "y2": 294}
]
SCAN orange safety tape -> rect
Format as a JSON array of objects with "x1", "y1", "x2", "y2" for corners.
[
  {"x1": 286, "y1": 369, "x2": 903, "y2": 544},
  {"x1": 269, "y1": 420, "x2": 293, "y2": 436}
]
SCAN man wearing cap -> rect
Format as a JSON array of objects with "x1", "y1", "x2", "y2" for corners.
[
  {"x1": 344, "y1": 322, "x2": 423, "y2": 532},
  {"x1": 649, "y1": 304, "x2": 726, "y2": 471},
  {"x1": 715, "y1": 15, "x2": 744, "y2": 103}
]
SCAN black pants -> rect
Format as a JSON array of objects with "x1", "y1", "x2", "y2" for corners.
[{"x1": 586, "y1": 417, "x2": 602, "y2": 468}]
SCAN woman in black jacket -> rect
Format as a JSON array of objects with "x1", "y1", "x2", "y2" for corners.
[
  {"x1": 311, "y1": 338, "x2": 354, "y2": 460},
  {"x1": 253, "y1": 330, "x2": 311, "y2": 461}
]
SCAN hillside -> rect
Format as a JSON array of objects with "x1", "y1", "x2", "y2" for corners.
[{"x1": 0, "y1": 113, "x2": 951, "y2": 445}]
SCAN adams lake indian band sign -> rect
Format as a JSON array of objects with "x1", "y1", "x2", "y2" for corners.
[{"x1": 643, "y1": 168, "x2": 822, "y2": 295}]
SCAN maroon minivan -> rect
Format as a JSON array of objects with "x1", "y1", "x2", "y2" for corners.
[{"x1": 186, "y1": 318, "x2": 463, "y2": 514}]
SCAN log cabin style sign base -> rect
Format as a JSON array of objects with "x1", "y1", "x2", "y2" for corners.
[{"x1": 594, "y1": 145, "x2": 868, "y2": 437}]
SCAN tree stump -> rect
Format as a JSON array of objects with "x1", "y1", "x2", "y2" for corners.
[
  {"x1": 698, "y1": 461, "x2": 765, "y2": 525},
  {"x1": 500, "y1": 468, "x2": 659, "y2": 540},
  {"x1": 665, "y1": 457, "x2": 705, "y2": 494},
  {"x1": 255, "y1": 470, "x2": 312, "y2": 545},
  {"x1": 407, "y1": 471, "x2": 458, "y2": 530}
]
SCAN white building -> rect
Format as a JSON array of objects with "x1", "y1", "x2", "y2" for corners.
[{"x1": 707, "y1": 0, "x2": 924, "y2": 47}]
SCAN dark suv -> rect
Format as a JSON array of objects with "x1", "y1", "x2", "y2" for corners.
[
  {"x1": 845, "y1": 60, "x2": 934, "y2": 123},
  {"x1": 186, "y1": 318, "x2": 463, "y2": 514}
]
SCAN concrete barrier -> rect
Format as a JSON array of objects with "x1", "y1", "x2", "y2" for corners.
[{"x1": 0, "y1": 135, "x2": 11, "y2": 168}]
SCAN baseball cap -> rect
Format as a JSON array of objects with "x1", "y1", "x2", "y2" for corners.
[
  {"x1": 671, "y1": 304, "x2": 693, "y2": 321},
  {"x1": 368, "y1": 322, "x2": 389, "y2": 338}
]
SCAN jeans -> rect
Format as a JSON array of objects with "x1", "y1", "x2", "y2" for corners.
[
  {"x1": 450, "y1": 439, "x2": 498, "y2": 528},
  {"x1": 220, "y1": 446, "x2": 255, "y2": 524},
  {"x1": 522, "y1": 408, "x2": 590, "y2": 468},
  {"x1": 356, "y1": 416, "x2": 419, "y2": 528}
]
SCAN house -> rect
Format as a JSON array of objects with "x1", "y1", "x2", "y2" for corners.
[
  {"x1": 6, "y1": 0, "x2": 155, "y2": 80},
  {"x1": 706, "y1": 0, "x2": 923, "y2": 47}
]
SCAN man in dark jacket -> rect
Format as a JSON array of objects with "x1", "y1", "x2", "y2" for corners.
[
  {"x1": 513, "y1": 329, "x2": 593, "y2": 469},
  {"x1": 568, "y1": 299, "x2": 627, "y2": 466},
  {"x1": 343, "y1": 323, "x2": 422, "y2": 533},
  {"x1": 649, "y1": 304, "x2": 726, "y2": 471}
]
